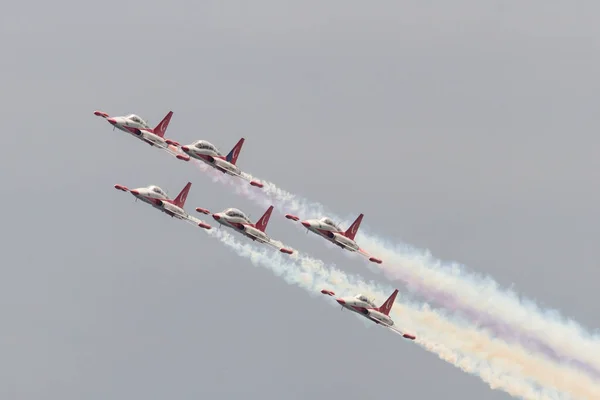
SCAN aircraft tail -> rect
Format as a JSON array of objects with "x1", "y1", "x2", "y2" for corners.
[
  {"x1": 344, "y1": 214, "x2": 364, "y2": 240},
  {"x1": 153, "y1": 111, "x2": 174, "y2": 138},
  {"x1": 172, "y1": 182, "x2": 191, "y2": 208},
  {"x1": 226, "y1": 138, "x2": 245, "y2": 165},
  {"x1": 376, "y1": 289, "x2": 398, "y2": 316},
  {"x1": 254, "y1": 205, "x2": 274, "y2": 232}
]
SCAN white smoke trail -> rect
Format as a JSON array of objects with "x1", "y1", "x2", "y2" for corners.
[
  {"x1": 189, "y1": 163, "x2": 600, "y2": 380},
  {"x1": 194, "y1": 223, "x2": 599, "y2": 400}
]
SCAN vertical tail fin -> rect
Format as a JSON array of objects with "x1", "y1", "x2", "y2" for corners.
[
  {"x1": 226, "y1": 138, "x2": 245, "y2": 165},
  {"x1": 377, "y1": 289, "x2": 398, "y2": 316},
  {"x1": 172, "y1": 182, "x2": 191, "y2": 208},
  {"x1": 254, "y1": 205, "x2": 273, "y2": 232},
  {"x1": 153, "y1": 111, "x2": 173, "y2": 138},
  {"x1": 344, "y1": 214, "x2": 364, "y2": 240}
]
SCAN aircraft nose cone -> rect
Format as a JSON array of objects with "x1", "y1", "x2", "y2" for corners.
[
  {"x1": 336, "y1": 298, "x2": 345, "y2": 305},
  {"x1": 212, "y1": 214, "x2": 221, "y2": 221},
  {"x1": 181, "y1": 146, "x2": 189, "y2": 152},
  {"x1": 107, "y1": 118, "x2": 117, "y2": 125},
  {"x1": 301, "y1": 221, "x2": 311, "y2": 228}
]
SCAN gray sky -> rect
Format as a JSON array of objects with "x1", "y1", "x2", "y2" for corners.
[{"x1": 2, "y1": 1, "x2": 599, "y2": 399}]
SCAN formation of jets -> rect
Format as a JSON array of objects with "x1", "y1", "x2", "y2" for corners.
[{"x1": 95, "y1": 109, "x2": 416, "y2": 342}]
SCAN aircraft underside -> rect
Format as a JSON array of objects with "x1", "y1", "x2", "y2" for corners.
[
  {"x1": 325, "y1": 235, "x2": 356, "y2": 252},
  {"x1": 347, "y1": 306, "x2": 391, "y2": 326}
]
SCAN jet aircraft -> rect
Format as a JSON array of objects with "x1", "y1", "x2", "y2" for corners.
[
  {"x1": 94, "y1": 110, "x2": 182, "y2": 156},
  {"x1": 285, "y1": 213, "x2": 382, "y2": 264},
  {"x1": 321, "y1": 288, "x2": 416, "y2": 340},
  {"x1": 114, "y1": 181, "x2": 211, "y2": 229},
  {"x1": 196, "y1": 205, "x2": 293, "y2": 254},
  {"x1": 177, "y1": 138, "x2": 264, "y2": 188}
]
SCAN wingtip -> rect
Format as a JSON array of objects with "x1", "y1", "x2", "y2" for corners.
[
  {"x1": 198, "y1": 222, "x2": 212, "y2": 230},
  {"x1": 94, "y1": 110, "x2": 109, "y2": 118}
]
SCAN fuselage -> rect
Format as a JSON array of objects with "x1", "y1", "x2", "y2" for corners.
[
  {"x1": 301, "y1": 218, "x2": 359, "y2": 251},
  {"x1": 129, "y1": 186, "x2": 186, "y2": 218},
  {"x1": 335, "y1": 296, "x2": 394, "y2": 326},
  {"x1": 180, "y1": 141, "x2": 241, "y2": 175}
]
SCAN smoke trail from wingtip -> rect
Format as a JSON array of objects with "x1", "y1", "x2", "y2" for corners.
[
  {"x1": 188, "y1": 162, "x2": 600, "y2": 382},
  {"x1": 196, "y1": 224, "x2": 600, "y2": 400}
]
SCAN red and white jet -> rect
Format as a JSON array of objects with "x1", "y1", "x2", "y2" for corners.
[
  {"x1": 321, "y1": 288, "x2": 416, "y2": 340},
  {"x1": 196, "y1": 205, "x2": 293, "y2": 254},
  {"x1": 176, "y1": 138, "x2": 264, "y2": 188},
  {"x1": 285, "y1": 213, "x2": 382, "y2": 264},
  {"x1": 114, "y1": 181, "x2": 211, "y2": 229},
  {"x1": 94, "y1": 109, "x2": 182, "y2": 156}
]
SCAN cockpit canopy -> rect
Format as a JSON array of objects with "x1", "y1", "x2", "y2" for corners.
[
  {"x1": 148, "y1": 185, "x2": 166, "y2": 196},
  {"x1": 193, "y1": 140, "x2": 222, "y2": 155},
  {"x1": 355, "y1": 294, "x2": 376, "y2": 307},
  {"x1": 224, "y1": 208, "x2": 252, "y2": 223},
  {"x1": 125, "y1": 114, "x2": 149, "y2": 127},
  {"x1": 320, "y1": 217, "x2": 341, "y2": 231}
]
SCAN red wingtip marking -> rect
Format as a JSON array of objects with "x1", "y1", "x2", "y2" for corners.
[
  {"x1": 280, "y1": 248, "x2": 293, "y2": 254},
  {"x1": 94, "y1": 110, "x2": 109, "y2": 118},
  {"x1": 176, "y1": 154, "x2": 190, "y2": 161},
  {"x1": 285, "y1": 214, "x2": 299, "y2": 221},
  {"x1": 165, "y1": 139, "x2": 180, "y2": 146},
  {"x1": 403, "y1": 334, "x2": 416, "y2": 340},
  {"x1": 369, "y1": 257, "x2": 383, "y2": 264},
  {"x1": 250, "y1": 180, "x2": 263, "y2": 188},
  {"x1": 198, "y1": 222, "x2": 212, "y2": 230},
  {"x1": 320, "y1": 289, "x2": 335, "y2": 296},
  {"x1": 114, "y1": 184, "x2": 128, "y2": 192},
  {"x1": 196, "y1": 207, "x2": 210, "y2": 214}
]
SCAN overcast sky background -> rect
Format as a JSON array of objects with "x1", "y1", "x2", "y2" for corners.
[{"x1": 2, "y1": 1, "x2": 600, "y2": 399}]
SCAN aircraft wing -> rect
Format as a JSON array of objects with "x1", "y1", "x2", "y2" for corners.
[
  {"x1": 227, "y1": 169, "x2": 264, "y2": 188},
  {"x1": 126, "y1": 127, "x2": 184, "y2": 158},
  {"x1": 179, "y1": 214, "x2": 212, "y2": 230},
  {"x1": 385, "y1": 325, "x2": 417, "y2": 341},
  {"x1": 357, "y1": 248, "x2": 383, "y2": 264},
  {"x1": 264, "y1": 239, "x2": 294, "y2": 254},
  {"x1": 243, "y1": 230, "x2": 294, "y2": 254},
  {"x1": 162, "y1": 144, "x2": 184, "y2": 157},
  {"x1": 153, "y1": 141, "x2": 185, "y2": 159}
]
